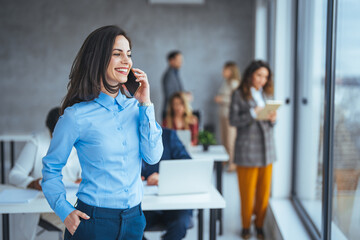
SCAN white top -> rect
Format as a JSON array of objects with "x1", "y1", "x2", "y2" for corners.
[
  {"x1": 249, "y1": 87, "x2": 266, "y2": 118},
  {"x1": 8, "y1": 129, "x2": 81, "y2": 189},
  {"x1": 217, "y1": 79, "x2": 240, "y2": 117}
]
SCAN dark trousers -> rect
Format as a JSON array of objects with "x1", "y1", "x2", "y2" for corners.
[
  {"x1": 144, "y1": 210, "x2": 192, "y2": 240},
  {"x1": 64, "y1": 200, "x2": 146, "y2": 240}
]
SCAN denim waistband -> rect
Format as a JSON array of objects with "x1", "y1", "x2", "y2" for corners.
[{"x1": 75, "y1": 199, "x2": 142, "y2": 220}]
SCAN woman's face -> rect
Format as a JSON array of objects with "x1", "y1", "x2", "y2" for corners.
[
  {"x1": 172, "y1": 97, "x2": 185, "y2": 116},
  {"x1": 106, "y1": 35, "x2": 133, "y2": 86},
  {"x1": 222, "y1": 67, "x2": 232, "y2": 80},
  {"x1": 252, "y1": 67, "x2": 269, "y2": 90}
]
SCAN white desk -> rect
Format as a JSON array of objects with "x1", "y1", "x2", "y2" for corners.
[
  {"x1": 0, "y1": 185, "x2": 225, "y2": 240},
  {"x1": 189, "y1": 145, "x2": 229, "y2": 162},
  {"x1": 189, "y1": 145, "x2": 229, "y2": 235}
]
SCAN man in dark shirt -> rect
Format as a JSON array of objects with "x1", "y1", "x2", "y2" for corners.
[
  {"x1": 162, "y1": 51, "x2": 184, "y2": 115},
  {"x1": 142, "y1": 128, "x2": 192, "y2": 240}
]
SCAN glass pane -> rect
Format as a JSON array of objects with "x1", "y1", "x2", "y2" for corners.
[
  {"x1": 332, "y1": 0, "x2": 360, "y2": 239},
  {"x1": 294, "y1": 0, "x2": 327, "y2": 231}
]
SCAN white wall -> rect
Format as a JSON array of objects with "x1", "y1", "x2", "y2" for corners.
[
  {"x1": 0, "y1": 0, "x2": 255, "y2": 135},
  {"x1": 271, "y1": 0, "x2": 296, "y2": 198}
]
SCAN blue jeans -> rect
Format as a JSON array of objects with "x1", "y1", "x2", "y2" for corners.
[{"x1": 64, "y1": 200, "x2": 146, "y2": 240}]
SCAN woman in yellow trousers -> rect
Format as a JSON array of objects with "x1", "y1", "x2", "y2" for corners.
[{"x1": 229, "y1": 60, "x2": 277, "y2": 239}]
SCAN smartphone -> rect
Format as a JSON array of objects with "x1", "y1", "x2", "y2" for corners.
[{"x1": 123, "y1": 69, "x2": 140, "y2": 98}]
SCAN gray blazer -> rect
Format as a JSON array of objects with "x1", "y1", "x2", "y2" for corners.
[
  {"x1": 162, "y1": 67, "x2": 184, "y2": 113},
  {"x1": 229, "y1": 90, "x2": 276, "y2": 167}
]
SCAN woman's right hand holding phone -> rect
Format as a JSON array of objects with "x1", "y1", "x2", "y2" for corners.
[{"x1": 132, "y1": 68, "x2": 151, "y2": 104}]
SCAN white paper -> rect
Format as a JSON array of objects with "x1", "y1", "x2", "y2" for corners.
[{"x1": 0, "y1": 189, "x2": 40, "y2": 204}]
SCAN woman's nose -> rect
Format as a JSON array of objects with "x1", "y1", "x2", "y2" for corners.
[{"x1": 122, "y1": 55, "x2": 131, "y2": 64}]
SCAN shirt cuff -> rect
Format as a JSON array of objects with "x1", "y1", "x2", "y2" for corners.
[
  {"x1": 250, "y1": 108, "x2": 257, "y2": 119},
  {"x1": 55, "y1": 200, "x2": 76, "y2": 222},
  {"x1": 139, "y1": 104, "x2": 155, "y2": 122}
]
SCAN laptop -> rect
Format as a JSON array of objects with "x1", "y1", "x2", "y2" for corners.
[{"x1": 157, "y1": 159, "x2": 214, "y2": 195}]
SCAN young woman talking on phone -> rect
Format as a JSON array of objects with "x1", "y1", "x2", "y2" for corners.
[{"x1": 42, "y1": 25, "x2": 163, "y2": 240}]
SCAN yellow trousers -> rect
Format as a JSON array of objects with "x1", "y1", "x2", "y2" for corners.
[{"x1": 236, "y1": 164, "x2": 273, "y2": 229}]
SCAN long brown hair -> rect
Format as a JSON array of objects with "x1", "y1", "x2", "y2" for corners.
[
  {"x1": 166, "y1": 92, "x2": 194, "y2": 129},
  {"x1": 61, "y1": 25, "x2": 131, "y2": 114},
  {"x1": 239, "y1": 60, "x2": 273, "y2": 100}
]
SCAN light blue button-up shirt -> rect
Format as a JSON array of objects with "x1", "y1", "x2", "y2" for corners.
[{"x1": 42, "y1": 91, "x2": 163, "y2": 221}]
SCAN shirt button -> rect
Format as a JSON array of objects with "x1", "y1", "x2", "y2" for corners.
[
  {"x1": 123, "y1": 141, "x2": 127, "y2": 146},
  {"x1": 124, "y1": 189, "x2": 128, "y2": 192},
  {"x1": 117, "y1": 127, "x2": 122, "y2": 131}
]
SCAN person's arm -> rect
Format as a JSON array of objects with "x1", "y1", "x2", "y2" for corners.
[
  {"x1": 42, "y1": 107, "x2": 80, "y2": 222},
  {"x1": 133, "y1": 68, "x2": 164, "y2": 165},
  {"x1": 229, "y1": 90, "x2": 255, "y2": 128},
  {"x1": 9, "y1": 139, "x2": 38, "y2": 189},
  {"x1": 138, "y1": 105, "x2": 163, "y2": 164},
  {"x1": 141, "y1": 160, "x2": 159, "y2": 180},
  {"x1": 268, "y1": 111, "x2": 277, "y2": 127}
]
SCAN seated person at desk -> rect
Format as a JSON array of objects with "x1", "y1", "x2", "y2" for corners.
[
  {"x1": 8, "y1": 107, "x2": 81, "y2": 240},
  {"x1": 142, "y1": 127, "x2": 192, "y2": 240},
  {"x1": 163, "y1": 92, "x2": 198, "y2": 146}
]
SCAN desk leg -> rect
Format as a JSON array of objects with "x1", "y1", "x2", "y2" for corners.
[
  {"x1": 1, "y1": 141, "x2": 5, "y2": 184},
  {"x1": 2, "y1": 214, "x2": 10, "y2": 240},
  {"x1": 198, "y1": 209, "x2": 203, "y2": 240},
  {"x1": 10, "y1": 141, "x2": 15, "y2": 168},
  {"x1": 215, "y1": 162, "x2": 223, "y2": 235},
  {"x1": 209, "y1": 209, "x2": 217, "y2": 240}
]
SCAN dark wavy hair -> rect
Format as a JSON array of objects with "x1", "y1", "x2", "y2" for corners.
[
  {"x1": 61, "y1": 25, "x2": 131, "y2": 114},
  {"x1": 238, "y1": 60, "x2": 273, "y2": 100},
  {"x1": 46, "y1": 107, "x2": 61, "y2": 134}
]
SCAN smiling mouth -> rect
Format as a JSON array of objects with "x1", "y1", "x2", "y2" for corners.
[{"x1": 115, "y1": 68, "x2": 129, "y2": 75}]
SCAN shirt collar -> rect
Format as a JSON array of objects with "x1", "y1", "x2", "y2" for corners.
[{"x1": 95, "y1": 91, "x2": 135, "y2": 111}]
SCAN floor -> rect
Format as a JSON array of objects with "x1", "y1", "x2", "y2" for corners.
[{"x1": 36, "y1": 169, "x2": 273, "y2": 240}]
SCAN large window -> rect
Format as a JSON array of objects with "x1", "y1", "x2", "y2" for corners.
[
  {"x1": 293, "y1": 0, "x2": 327, "y2": 233},
  {"x1": 332, "y1": 0, "x2": 360, "y2": 238},
  {"x1": 292, "y1": 0, "x2": 360, "y2": 239}
]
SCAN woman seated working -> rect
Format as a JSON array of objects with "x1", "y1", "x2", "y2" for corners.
[{"x1": 163, "y1": 92, "x2": 198, "y2": 146}]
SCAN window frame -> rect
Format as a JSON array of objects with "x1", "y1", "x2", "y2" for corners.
[{"x1": 290, "y1": 0, "x2": 338, "y2": 239}]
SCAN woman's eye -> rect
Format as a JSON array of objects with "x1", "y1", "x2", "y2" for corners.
[
  {"x1": 113, "y1": 53, "x2": 120, "y2": 56},
  {"x1": 127, "y1": 54, "x2": 132, "y2": 58}
]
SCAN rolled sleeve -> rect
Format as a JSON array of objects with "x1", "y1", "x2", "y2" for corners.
[{"x1": 139, "y1": 105, "x2": 163, "y2": 165}]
